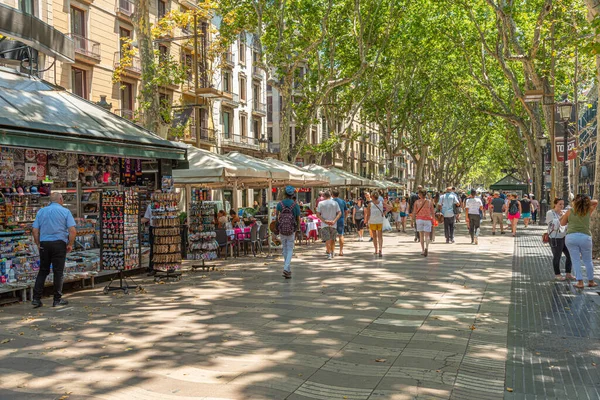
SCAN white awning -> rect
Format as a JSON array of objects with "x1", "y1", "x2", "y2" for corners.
[
  {"x1": 264, "y1": 158, "x2": 330, "y2": 187},
  {"x1": 303, "y1": 164, "x2": 366, "y2": 187},
  {"x1": 173, "y1": 145, "x2": 269, "y2": 186}
]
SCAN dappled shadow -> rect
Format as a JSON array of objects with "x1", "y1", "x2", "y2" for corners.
[{"x1": 0, "y1": 221, "x2": 591, "y2": 399}]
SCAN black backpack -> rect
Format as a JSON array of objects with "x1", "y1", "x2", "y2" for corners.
[{"x1": 508, "y1": 200, "x2": 518, "y2": 216}]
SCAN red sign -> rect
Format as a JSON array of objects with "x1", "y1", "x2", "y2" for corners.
[
  {"x1": 556, "y1": 138, "x2": 577, "y2": 162},
  {"x1": 298, "y1": 188, "x2": 311, "y2": 193}
]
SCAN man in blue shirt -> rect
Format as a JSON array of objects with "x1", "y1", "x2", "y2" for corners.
[
  {"x1": 332, "y1": 189, "x2": 348, "y2": 256},
  {"x1": 32, "y1": 192, "x2": 77, "y2": 308},
  {"x1": 438, "y1": 186, "x2": 460, "y2": 243},
  {"x1": 276, "y1": 186, "x2": 301, "y2": 279}
]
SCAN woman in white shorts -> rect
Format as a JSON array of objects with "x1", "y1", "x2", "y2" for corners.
[{"x1": 412, "y1": 189, "x2": 435, "y2": 257}]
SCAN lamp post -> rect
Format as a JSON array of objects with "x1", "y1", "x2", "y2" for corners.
[
  {"x1": 258, "y1": 135, "x2": 269, "y2": 205},
  {"x1": 557, "y1": 100, "x2": 573, "y2": 205},
  {"x1": 537, "y1": 135, "x2": 548, "y2": 224}
]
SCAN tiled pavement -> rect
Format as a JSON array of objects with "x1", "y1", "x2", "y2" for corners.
[
  {"x1": 0, "y1": 221, "x2": 596, "y2": 399},
  {"x1": 505, "y1": 228, "x2": 600, "y2": 400}
]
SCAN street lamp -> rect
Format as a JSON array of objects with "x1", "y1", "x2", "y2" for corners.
[
  {"x1": 537, "y1": 135, "x2": 548, "y2": 224},
  {"x1": 557, "y1": 100, "x2": 573, "y2": 205}
]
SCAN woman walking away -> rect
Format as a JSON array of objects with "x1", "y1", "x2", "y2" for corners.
[
  {"x1": 399, "y1": 197, "x2": 409, "y2": 232},
  {"x1": 413, "y1": 189, "x2": 435, "y2": 257},
  {"x1": 392, "y1": 198, "x2": 401, "y2": 231},
  {"x1": 546, "y1": 198, "x2": 574, "y2": 281},
  {"x1": 364, "y1": 192, "x2": 386, "y2": 257},
  {"x1": 353, "y1": 199, "x2": 366, "y2": 241},
  {"x1": 520, "y1": 194, "x2": 533, "y2": 228},
  {"x1": 507, "y1": 194, "x2": 522, "y2": 237},
  {"x1": 561, "y1": 194, "x2": 598, "y2": 289}
]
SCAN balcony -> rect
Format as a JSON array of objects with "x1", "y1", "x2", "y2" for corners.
[
  {"x1": 252, "y1": 100, "x2": 266, "y2": 115},
  {"x1": 222, "y1": 134, "x2": 259, "y2": 149},
  {"x1": 68, "y1": 33, "x2": 101, "y2": 63},
  {"x1": 116, "y1": 109, "x2": 134, "y2": 121},
  {"x1": 0, "y1": 4, "x2": 74, "y2": 63},
  {"x1": 113, "y1": 52, "x2": 141, "y2": 76},
  {"x1": 252, "y1": 65, "x2": 263, "y2": 80},
  {"x1": 225, "y1": 52, "x2": 234, "y2": 66},
  {"x1": 222, "y1": 90, "x2": 240, "y2": 106},
  {"x1": 185, "y1": 126, "x2": 216, "y2": 144},
  {"x1": 115, "y1": 0, "x2": 135, "y2": 20},
  {"x1": 183, "y1": 77, "x2": 230, "y2": 99}
]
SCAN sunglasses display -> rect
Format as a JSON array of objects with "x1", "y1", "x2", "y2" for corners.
[
  {"x1": 187, "y1": 189, "x2": 219, "y2": 262},
  {"x1": 100, "y1": 188, "x2": 141, "y2": 270},
  {"x1": 150, "y1": 192, "x2": 182, "y2": 272}
]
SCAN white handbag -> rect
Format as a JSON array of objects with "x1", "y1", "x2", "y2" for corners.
[{"x1": 382, "y1": 217, "x2": 393, "y2": 232}]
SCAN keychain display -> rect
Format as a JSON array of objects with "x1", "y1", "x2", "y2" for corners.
[
  {"x1": 150, "y1": 191, "x2": 182, "y2": 272},
  {"x1": 187, "y1": 189, "x2": 218, "y2": 263},
  {"x1": 100, "y1": 188, "x2": 141, "y2": 270}
]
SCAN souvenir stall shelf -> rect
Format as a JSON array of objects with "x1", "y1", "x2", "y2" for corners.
[
  {"x1": 100, "y1": 189, "x2": 142, "y2": 293},
  {"x1": 187, "y1": 189, "x2": 218, "y2": 269},
  {"x1": 151, "y1": 192, "x2": 182, "y2": 280}
]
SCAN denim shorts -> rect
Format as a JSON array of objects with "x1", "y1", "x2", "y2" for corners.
[{"x1": 337, "y1": 219, "x2": 345, "y2": 235}]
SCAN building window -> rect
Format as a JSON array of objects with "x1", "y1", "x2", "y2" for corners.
[
  {"x1": 267, "y1": 127, "x2": 273, "y2": 142},
  {"x1": 71, "y1": 68, "x2": 87, "y2": 99},
  {"x1": 159, "y1": 93, "x2": 170, "y2": 123},
  {"x1": 267, "y1": 96, "x2": 272, "y2": 123},
  {"x1": 158, "y1": 0, "x2": 167, "y2": 19},
  {"x1": 253, "y1": 119, "x2": 261, "y2": 139},
  {"x1": 253, "y1": 83, "x2": 260, "y2": 105},
  {"x1": 311, "y1": 129, "x2": 317, "y2": 145},
  {"x1": 240, "y1": 114, "x2": 247, "y2": 137},
  {"x1": 158, "y1": 45, "x2": 168, "y2": 62},
  {"x1": 239, "y1": 76, "x2": 246, "y2": 101},
  {"x1": 223, "y1": 71, "x2": 231, "y2": 92},
  {"x1": 19, "y1": 0, "x2": 35, "y2": 15},
  {"x1": 223, "y1": 110, "x2": 231, "y2": 138},
  {"x1": 119, "y1": 27, "x2": 132, "y2": 56},
  {"x1": 267, "y1": 84, "x2": 272, "y2": 93},
  {"x1": 239, "y1": 35, "x2": 246, "y2": 64},
  {"x1": 71, "y1": 6, "x2": 86, "y2": 37},
  {"x1": 121, "y1": 82, "x2": 134, "y2": 111}
]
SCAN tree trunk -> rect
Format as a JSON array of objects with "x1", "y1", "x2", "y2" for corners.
[
  {"x1": 134, "y1": 0, "x2": 160, "y2": 134},
  {"x1": 592, "y1": 52, "x2": 600, "y2": 257},
  {"x1": 584, "y1": 0, "x2": 600, "y2": 256}
]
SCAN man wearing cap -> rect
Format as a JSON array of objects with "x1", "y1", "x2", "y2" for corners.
[
  {"x1": 465, "y1": 189, "x2": 484, "y2": 244},
  {"x1": 276, "y1": 186, "x2": 301, "y2": 279},
  {"x1": 31, "y1": 192, "x2": 77, "y2": 308},
  {"x1": 490, "y1": 192, "x2": 506, "y2": 235},
  {"x1": 438, "y1": 186, "x2": 460, "y2": 243}
]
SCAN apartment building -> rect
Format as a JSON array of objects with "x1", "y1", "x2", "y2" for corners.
[{"x1": 207, "y1": 32, "x2": 267, "y2": 158}]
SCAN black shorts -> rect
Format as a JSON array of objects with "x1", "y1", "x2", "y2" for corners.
[{"x1": 355, "y1": 219, "x2": 365, "y2": 230}]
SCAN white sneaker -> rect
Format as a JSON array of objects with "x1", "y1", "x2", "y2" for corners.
[{"x1": 327, "y1": 253, "x2": 332, "y2": 260}]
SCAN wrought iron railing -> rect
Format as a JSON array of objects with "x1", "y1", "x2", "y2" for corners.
[{"x1": 68, "y1": 33, "x2": 101, "y2": 60}]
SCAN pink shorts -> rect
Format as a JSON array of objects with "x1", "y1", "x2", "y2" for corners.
[{"x1": 508, "y1": 213, "x2": 520, "y2": 220}]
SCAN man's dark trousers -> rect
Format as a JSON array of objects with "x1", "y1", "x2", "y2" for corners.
[
  {"x1": 33, "y1": 240, "x2": 67, "y2": 302},
  {"x1": 148, "y1": 226, "x2": 154, "y2": 272},
  {"x1": 444, "y1": 217, "x2": 455, "y2": 241}
]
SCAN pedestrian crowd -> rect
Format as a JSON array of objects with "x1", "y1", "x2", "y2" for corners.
[{"x1": 274, "y1": 185, "x2": 597, "y2": 290}]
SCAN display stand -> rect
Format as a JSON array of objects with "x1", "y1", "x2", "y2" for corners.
[
  {"x1": 150, "y1": 192, "x2": 182, "y2": 281},
  {"x1": 100, "y1": 188, "x2": 141, "y2": 293},
  {"x1": 187, "y1": 189, "x2": 218, "y2": 271}
]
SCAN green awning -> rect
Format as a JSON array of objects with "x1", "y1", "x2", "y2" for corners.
[
  {"x1": 0, "y1": 69, "x2": 186, "y2": 160},
  {"x1": 0, "y1": 128, "x2": 186, "y2": 160}
]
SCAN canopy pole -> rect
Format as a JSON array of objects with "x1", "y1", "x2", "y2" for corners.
[
  {"x1": 185, "y1": 184, "x2": 192, "y2": 215},
  {"x1": 233, "y1": 180, "x2": 239, "y2": 211},
  {"x1": 267, "y1": 178, "x2": 273, "y2": 257}
]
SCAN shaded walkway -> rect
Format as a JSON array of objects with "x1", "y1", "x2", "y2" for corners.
[
  {"x1": 505, "y1": 227, "x2": 600, "y2": 399},
  {"x1": 0, "y1": 221, "x2": 586, "y2": 399}
]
